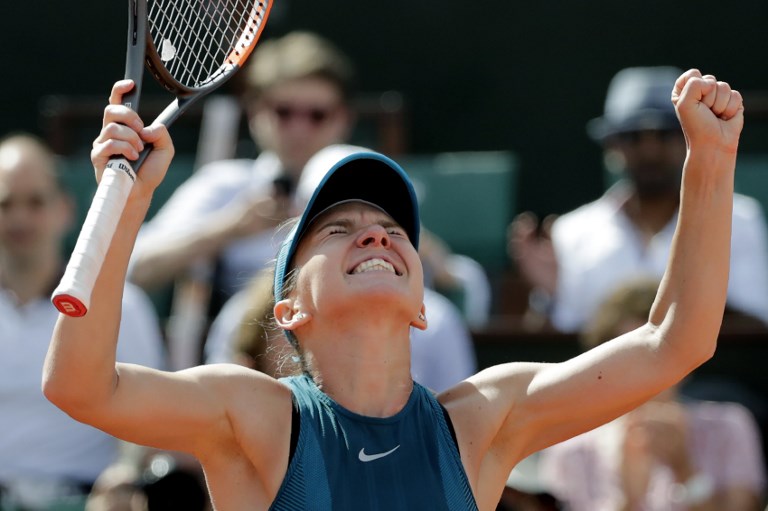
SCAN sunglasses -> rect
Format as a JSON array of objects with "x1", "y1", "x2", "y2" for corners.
[{"x1": 270, "y1": 103, "x2": 338, "y2": 126}]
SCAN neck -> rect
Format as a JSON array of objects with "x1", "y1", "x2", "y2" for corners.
[
  {"x1": 0, "y1": 251, "x2": 60, "y2": 305},
  {"x1": 305, "y1": 318, "x2": 414, "y2": 417}
]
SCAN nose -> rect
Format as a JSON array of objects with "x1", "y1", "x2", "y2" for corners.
[{"x1": 356, "y1": 224, "x2": 390, "y2": 248}]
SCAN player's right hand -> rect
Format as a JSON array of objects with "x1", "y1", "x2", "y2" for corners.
[
  {"x1": 226, "y1": 193, "x2": 291, "y2": 240},
  {"x1": 91, "y1": 80, "x2": 175, "y2": 199}
]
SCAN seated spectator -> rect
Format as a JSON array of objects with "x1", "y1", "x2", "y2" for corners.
[
  {"x1": 0, "y1": 134, "x2": 165, "y2": 509},
  {"x1": 509, "y1": 66, "x2": 768, "y2": 332},
  {"x1": 85, "y1": 463, "x2": 146, "y2": 511},
  {"x1": 86, "y1": 450, "x2": 209, "y2": 511},
  {"x1": 539, "y1": 279, "x2": 767, "y2": 510},
  {"x1": 497, "y1": 452, "x2": 562, "y2": 511}
]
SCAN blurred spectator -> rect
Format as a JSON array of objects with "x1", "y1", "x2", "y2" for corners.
[
  {"x1": 128, "y1": 31, "x2": 357, "y2": 305},
  {"x1": 85, "y1": 450, "x2": 209, "y2": 511},
  {"x1": 497, "y1": 452, "x2": 563, "y2": 511},
  {"x1": 538, "y1": 278, "x2": 767, "y2": 510},
  {"x1": 419, "y1": 226, "x2": 492, "y2": 329},
  {"x1": 85, "y1": 463, "x2": 146, "y2": 511},
  {"x1": 139, "y1": 452, "x2": 208, "y2": 511},
  {"x1": 509, "y1": 66, "x2": 768, "y2": 332},
  {"x1": 0, "y1": 134, "x2": 166, "y2": 510}
]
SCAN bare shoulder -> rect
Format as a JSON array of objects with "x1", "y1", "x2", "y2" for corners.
[
  {"x1": 438, "y1": 362, "x2": 541, "y2": 409},
  {"x1": 186, "y1": 364, "x2": 294, "y2": 454},
  {"x1": 181, "y1": 364, "x2": 297, "y2": 503},
  {"x1": 436, "y1": 363, "x2": 544, "y2": 496},
  {"x1": 438, "y1": 362, "x2": 542, "y2": 442},
  {"x1": 194, "y1": 363, "x2": 293, "y2": 416}
]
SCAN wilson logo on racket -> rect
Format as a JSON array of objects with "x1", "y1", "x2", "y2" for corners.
[{"x1": 106, "y1": 160, "x2": 136, "y2": 182}]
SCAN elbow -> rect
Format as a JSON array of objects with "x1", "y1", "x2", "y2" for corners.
[
  {"x1": 41, "y1": 366, "x2": 103, "y2": 420},
  {"x1": 41, "y1": 360, "x2": 61, "y2": 405},
  {"x1": 41, "y1": 368, "x2": 79, "y2": 413},
  {"x1": 660, "y1": 326, "x2": 718, "y2": 378}
]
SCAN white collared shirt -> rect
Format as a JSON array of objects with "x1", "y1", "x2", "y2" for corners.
[
  {"x1": 550, "y1": 182, "x2": 768, "y2": 332},
  {"x1": 0, "y1": 283, "x2": 166, "y2": 484}
]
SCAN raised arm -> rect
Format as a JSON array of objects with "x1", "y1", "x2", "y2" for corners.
[
  {"x1": 446, "y1": 70, "x2": 744, "y2": 487},
  {"x1": 42, "y1": 81, "x2": 288, "y2": 457}
]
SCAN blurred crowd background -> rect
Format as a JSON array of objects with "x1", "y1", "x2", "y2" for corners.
[
  {"x1": 4, "y1": 0, "x2": 768, "y2": 218},
  {"x1": 4, "y1": 1, "x2": 768, "y2": 510}
]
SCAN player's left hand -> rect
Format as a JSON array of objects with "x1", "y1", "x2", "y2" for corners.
[{"x1": 672, "y1": 69, "x2": 744, "y2": 155}]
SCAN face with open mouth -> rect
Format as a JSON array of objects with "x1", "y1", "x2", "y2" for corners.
[{"x1": 289, "y1": 200, "x2": 424, "y2": 321}]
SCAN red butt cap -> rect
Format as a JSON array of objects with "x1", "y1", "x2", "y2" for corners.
[{"x1": 52, "y1": 295, "x2": 88, "y2": 317}]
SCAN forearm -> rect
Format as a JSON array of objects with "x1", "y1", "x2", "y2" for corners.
[
  {"x1": 651, "y1": 148, "x2": 735, "y2": 363},
  {"x1": 43, "y1": 193, "x2": 153, "y2": 413}
]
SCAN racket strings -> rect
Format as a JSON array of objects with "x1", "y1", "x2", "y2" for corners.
[{"x1": 148, "y1": 0, "x2": 267, "y2": 89}]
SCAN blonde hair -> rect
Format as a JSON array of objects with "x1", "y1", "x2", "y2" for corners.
[
  {"x1": 233, "y1": 268, "x2": 302, "y2": 377},
  {"x1": 243, "y1": 31, "x2": 355, "y2": 103},
  {"x1": 580, "y1": 278, "x2": 660, "y2": 350}
]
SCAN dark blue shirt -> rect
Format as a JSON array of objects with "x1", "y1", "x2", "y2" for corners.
[{"x1": 269, "y1": 374, "x2": 478, "y2": 510}]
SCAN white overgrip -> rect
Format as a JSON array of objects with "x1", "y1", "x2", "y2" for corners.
[{"x1": 51, "y1": 159, "x2": 136, "y2": 316}]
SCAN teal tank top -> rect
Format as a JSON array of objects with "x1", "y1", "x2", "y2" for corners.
[{"x1": 269, "y1": 374, "x2": 478, "y2": 511}]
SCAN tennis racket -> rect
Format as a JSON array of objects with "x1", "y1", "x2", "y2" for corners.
[{"x1": 52, "y1": 0, "x2": 272, "y2": 316}]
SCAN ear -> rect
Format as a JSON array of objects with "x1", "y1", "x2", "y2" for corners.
[
  {"x1": 274, "y1": 299, "x2": 312, "y2": 331},
  {"x1": 411, "y1": 303, "x2": 428, "y2": 331}
]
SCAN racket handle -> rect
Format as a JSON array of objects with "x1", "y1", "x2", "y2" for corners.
[{"x1": 52, "y1": 159, "x2": 137, "y2": 316}]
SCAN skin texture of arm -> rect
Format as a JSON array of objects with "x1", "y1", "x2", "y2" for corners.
[
  {"x1": 440, "y1": 70, "x2": 744, "y2": 510},
  {"x1": 41, "y1": 81, "x2": 290, "y2": 494}
]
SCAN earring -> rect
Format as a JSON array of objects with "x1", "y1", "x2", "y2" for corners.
[{"x1": 295, "y1": 312, "x2": 305, "y2": 320}]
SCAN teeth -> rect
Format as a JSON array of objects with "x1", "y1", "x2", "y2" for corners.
[{"x1": 352, "y1": 258, "x2": 396, "y2": 275}]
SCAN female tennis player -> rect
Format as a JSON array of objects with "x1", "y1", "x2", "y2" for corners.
[{"x1": 44, "y1": 69, "x2": 743, "y2": 510}]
